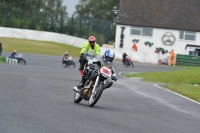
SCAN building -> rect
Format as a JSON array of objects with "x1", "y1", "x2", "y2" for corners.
[{"x1": 115, "y1": 0, "x2": 200, "y2": 64}]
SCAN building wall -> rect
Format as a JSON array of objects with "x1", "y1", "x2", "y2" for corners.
[{"x1": 115, "y1": 24, "x2": 200, "y2": 64}]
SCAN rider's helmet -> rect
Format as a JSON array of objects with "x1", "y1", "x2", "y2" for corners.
[
  {"x1": 65, "y1": 52, "x2": 68, "y2": 55},
  {"x1": 13, "y1": 50, "x2": 17, "y2": 54},
  {"x1": 88, "y1": 36, "x2": 96, "y2": 46},
  {"x1": 103, "y1": 50, "x2": 115, "y2": 64}
]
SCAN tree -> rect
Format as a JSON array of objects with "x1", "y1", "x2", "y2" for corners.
[
  {"x1": 75, "y1": 0, "x2": 119, "y2": 20},
  {"x1": 74, "y1": 0, "x2": 120, "y2": 43},
  {"x1": 0, "y1": 0, "x2": 68, "y2": 32}
]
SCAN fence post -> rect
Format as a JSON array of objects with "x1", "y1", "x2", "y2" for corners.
[
  {"x1": 60, "y1": 12, "x2": 63, "y2": 33},
  {"x1": 79, "y1": 15, "x2": 82, "y2": 37},
  {"x1": 105, "y1": 21, "x2": 110, "y2": 44},
  {"x1": 70, "y1": 14, "x2": 74, "y2": 35}
]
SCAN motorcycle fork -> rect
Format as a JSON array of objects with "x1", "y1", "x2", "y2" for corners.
[{"x1": 92, "y1": 76, "x2": 99, "y2": 94}]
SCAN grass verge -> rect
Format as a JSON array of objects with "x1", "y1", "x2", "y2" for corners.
[
  {"x1": 0, "y1": 56, "x2": 6, "y2": 63},
  {"x1": 0, "y1": 37, "x2": 81, "y2": 57},
  {"x1": 124, "y1": 66, "x2": 200, "y2": 102}
]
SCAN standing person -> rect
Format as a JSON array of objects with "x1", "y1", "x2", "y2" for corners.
[
  {"x1": 169, "y1": 49, "x2": 175, "y2": 66},
  {"x1": 0, "y1": 42, "x2": 2, "y2": 56},
  {"x1": 78, "y1": 36, "x2": 100, "y2": 76},
  {"x1": 132, "y1": 43, "x2": 137, "y2": 51}
]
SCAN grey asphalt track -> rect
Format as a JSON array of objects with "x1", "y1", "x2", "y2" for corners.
[{"x1": 0, "y1": 53, "x2": 200, "y2": 133}]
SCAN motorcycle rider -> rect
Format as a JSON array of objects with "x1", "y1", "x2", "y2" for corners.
[
  {"x1": 62, "y1": 52, "x2": 70, "y2": 66},
  {"x1": 79, "y1": 36, "x2": 100, "y2": 76},
  {"x1": 73, "y1": 49, "x2": 117, "y2": 92},
  {"x1": 10, "y1": 50, "x2": 21, "y2": 63},
  {"x1": 122, "y1": 52, "x2": 128, "y2": 64},
  {"x1": 10, "y1": 50, "x2": 17, "y2": 58},
  {"x1": 0, "y1": 42, "x2": 2, "y2": 56}
]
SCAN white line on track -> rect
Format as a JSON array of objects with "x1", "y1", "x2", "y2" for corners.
[
  {"x1": 119, "y1": 71, "x2": 200, "y2": 105},
  {"x1": 154, "y1": 84, "x2": 200, "y2": 105}
]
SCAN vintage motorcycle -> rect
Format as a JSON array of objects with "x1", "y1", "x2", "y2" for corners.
[
  {"x1": 124, "y1": 56, "x2": 134, "y2": 68},
  {"x1": 9, "y1": 53, "x2": 26, "y2": 65},
  {"x1": 74, "y1": 51, "x2": 115, "y2": 107},
  {"x1": 62, "y1": 56, "x2": 76, "y2": 68}
]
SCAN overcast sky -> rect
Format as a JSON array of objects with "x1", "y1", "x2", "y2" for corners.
[{"x1": 63, "y1": 0, "x2": 79, "y2": 15}]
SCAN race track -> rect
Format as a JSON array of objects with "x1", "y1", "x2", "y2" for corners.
[{"x1": 0, "y1": 53, "x2": 200, "y2": 133}]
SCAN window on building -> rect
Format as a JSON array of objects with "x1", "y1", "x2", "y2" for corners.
[
  {"x1": 179, "y1": 31, "x2": 196, "y2": 41},
  {"x1": 130, "y1": 26, "x2": 153, "y2": 36}
]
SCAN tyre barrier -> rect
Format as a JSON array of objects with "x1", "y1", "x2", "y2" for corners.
[{"x1": 2, "y1": 56, "x2": 18, "y2": 65}]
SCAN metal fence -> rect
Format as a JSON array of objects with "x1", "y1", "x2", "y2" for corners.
[
  {"x1": 176, "y1": 54, "x2": 200, "y2": 66},
  {"x1": 69, "y1": 14, "x2": 111, "y2": 45},
  {"x1": 0, "y1": 7, "x2": 111, "y2": 45}
]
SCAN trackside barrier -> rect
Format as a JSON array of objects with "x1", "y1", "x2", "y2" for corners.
[
  {"x1": 176, "y1": 54, "x2": 200, "y2": 66},
  {"x1": 4, "y1": 57, "x2": 18, "y2": 65}
]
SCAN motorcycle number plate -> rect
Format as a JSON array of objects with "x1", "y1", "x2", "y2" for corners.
[{"x1": 100, "y1": 67, "x2": 111, "y2": 77}]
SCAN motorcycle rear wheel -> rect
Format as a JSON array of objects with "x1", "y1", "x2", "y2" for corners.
[
  {"x1": 88, "y1": 83, "x2": 104, "y2": 107},
  {"x1": 74, "y1": 92, "x2": 83, "y2": 103}
]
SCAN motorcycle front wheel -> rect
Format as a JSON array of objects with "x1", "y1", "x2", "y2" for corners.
[
  {"x1": 62, "y1": 62, "x2": 67, "y2": 67},
  {"x1": 71, "y1": 61, "x2": 76, "y2": 68},
  {"x1": 19, "y1": 58, "x2": 26, "y2": 65},
  {"x1": 74, "y1": 92, "x2": 83, "y2": 103},
  {"x1": 125, "y1": 62, "x2": 129, "y2": 68},
  {"x1": 88, "y1": 83, "x2": 104, "y2": 107},
  {"x1": 130, "y1": 62, "x2": 134, "y2": 68}
]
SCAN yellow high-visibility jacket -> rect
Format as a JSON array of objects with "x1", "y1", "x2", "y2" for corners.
[{"x1": 80, "y1": 42, "x2": 100, "y2": 55}]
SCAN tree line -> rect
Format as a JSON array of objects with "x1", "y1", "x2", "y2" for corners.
[{"x1": 0, "y1": 0, "x2": 119, "y2": 43}]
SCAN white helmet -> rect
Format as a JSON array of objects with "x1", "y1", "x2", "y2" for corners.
[{"x1": 65, "y1": 52, "x2": 68, "y2": 54}]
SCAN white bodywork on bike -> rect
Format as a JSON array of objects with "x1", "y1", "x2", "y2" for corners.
[{"x1": 14, "y1": 53, "x2": 23, "y2": 58}]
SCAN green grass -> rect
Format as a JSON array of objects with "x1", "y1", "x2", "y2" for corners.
[
  {"x1": 124, "y1": 66, "x2": 200, "y2": 102},
  {"x1": 165, "y1": 85, "x2": 200, "y2": 102},
  {"x1": 1, "y1": 37, "x2": 81, "y2": 57},
  {"x1": 0, "y1": 56, "x2": 6, "y2": 63}
]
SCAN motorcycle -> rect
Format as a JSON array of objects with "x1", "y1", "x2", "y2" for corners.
[
  {"x1": 123, "y1": 56, "x2": 134, "y2": 68},
  {"x1": 74, "y1": 51, "x2": 115, "y2": 107},
  {"x1": 62, "y1": 56, "x2": 76, "y2": 68},
  {"x1": 9, "y1": 53, "x2": 26, "y2": 65}
]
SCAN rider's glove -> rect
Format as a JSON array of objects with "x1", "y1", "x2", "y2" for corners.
[{"x1": 112, "y1": 76, "x2": 117, "y2": 81}]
